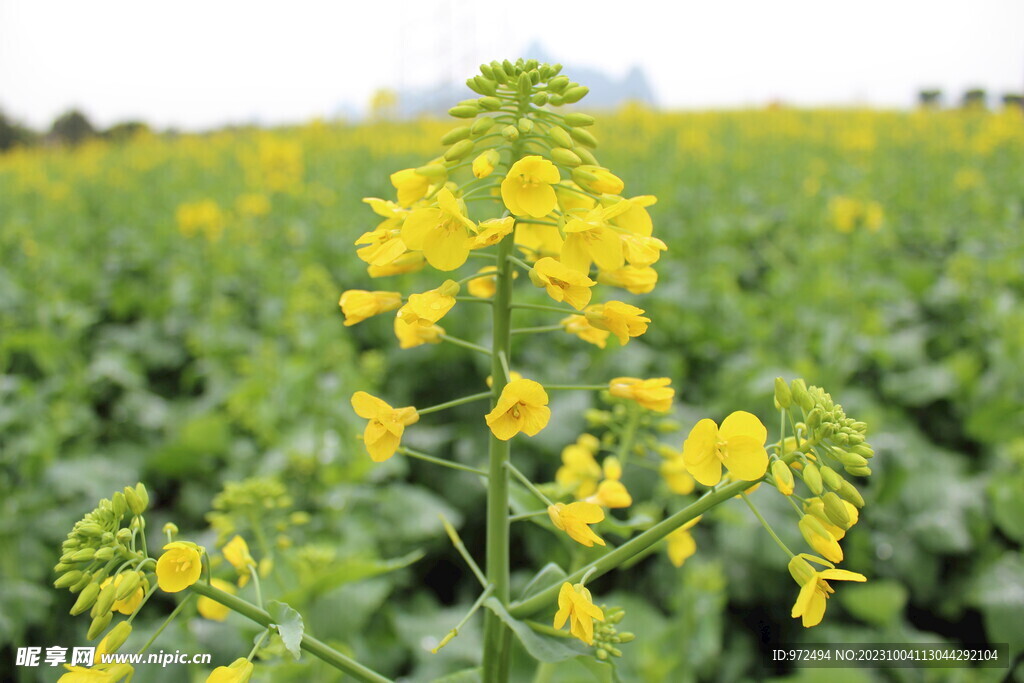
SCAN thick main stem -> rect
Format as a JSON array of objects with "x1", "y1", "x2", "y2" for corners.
[{"x1": 481, "y1": 226, "x2": 516, "y2": 682}]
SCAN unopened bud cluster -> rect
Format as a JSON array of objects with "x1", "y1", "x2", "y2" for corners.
[
  {"x1": 592, "y1": 605, "x2": 634, "y2": 661},
  {"x1": 54, "y1": 484, "x2": 152, "y2": 643}
]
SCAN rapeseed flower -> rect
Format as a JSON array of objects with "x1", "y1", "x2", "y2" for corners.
[
  {"x1": 585, "y1": 301, "x2": 650, "y2": 344},
  {"x1": 609, "y1": 377, "x2": 674, "y2": 413},
  {"x1": 338, "y1": 290, "x2": 402, "y2": 326},
  {"x1": 530, "y1": 257, "x2": 595, "y2": 310},
  {"x1": 472, "y1": 149, "x2": 501, "y2": 178},
  {"x1": 501, "y1": 156, "x2": 560, "y2": 218},
  {"x1": 573, "y1": 165, "x2": 624, "y2": 195},
  {"x1": 547, "y1": 501, "x2": 605, "y2": 547},
  {"x1": 788, "y1": 555, "x2": 865, "y2": 627},
  {"x1": 197, "y1": 578, "x2": 237, "y2": 621},
  {"x1": 560, "y1": 202, "x2": 630, "y2": 273},
  {"x1": 598, "y1": 265, "x2": 658, "y2": 294},
  {"x1": 485, "y1": 379, "x2": 551, "y2": 440},
  {"x1": 206, "y1": 658, "x2": 255, "y2": 683},
  {"x1": 390, "y1": 168, "x2": 431, "y2": 206},
  {"x1": 553, "y1": 582, "x2": 605, "y2": 645},
  {"x1": 394, "y1": 317, "x2": 444, "y2": 349},
  {"x1": 556, "y1": 440, "x2": 602, "y2": 498},
  {"x1": 398, "y1": 280, "x2": 459, "y2": 326},
  {"x1": 682, "y1": 411, "x2": 769, "y2": 486},
  {"x1": 156, "y1": 542, "x2": 203, "y2": 593},
  {"x1": 401, "y1": 188, "x2": 477, "y2": 271},
  {"x1": 561, "y1": 314, "x2": 611, "y2": 348},
  {"x1": 586, "y1": 457, "x2": 632, "y2": 509},
  {"x1": 467, "y1": 217, "x2": 515, "y2": 249},
  {"x1": 666, "y1": 516, "x2": 702, "y2": 567},
  {"x1": 350, "y1": 392, "x2": 419, "y2": 462}
]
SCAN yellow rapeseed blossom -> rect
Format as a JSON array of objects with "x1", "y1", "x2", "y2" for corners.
[
  {"x1": 100, "y1": 575, "x2": 144, "y2": 615},
  {"x1": 206, "y1": 657, "x2": 255, "y2": 683},
  {"x1": 467, "y1": 266, "x2": 498, "y2": 298},
  {"x1": 804, "y1": 496, "x2": 859, "y2": 540},
  {"x1": 556, "y1": 441, "x2": 602, "y2": 498},
  {"x1": 659, "y1": 453, "x2": 696, "y2": 495},
  {"x1": 586, "y1": 457, "x2": 632, "y2": 509},
  {"x1": 573, "y1": 165, "x2": 624, "y2": 195},
  {"x1": 561, "y1": 314, "x2": 611, "y2": 348},
  {"x1": 682, "y1": 411, "x2": 769, "y2": 486},
  {"x1": 467, "y1": 217, "x2": 515, "y2": 250},
  {"x1": 394, "y1": 317, "x2": 444, "y2": 349},
  {"x1": 401, "y1": 188, "x2": 478, "y2": 271},
  {"x1": 501, "y1": 155, "x2": 560, "y2": 218},
  {"x1": 553, "y1": 582, "x2": 605, "y2": 645},
  {"x1": 798, "y1": 515, "x2": 844, "y2": 563},
  {"x1": 223, "y1": 535, "x2": 255, "y2": 574},
  {"x1": 610, "y1": 195, "x2": 657, "y2": 235},
  {"x1": 585, "y1": 301, "x2": 650, "y2": 344},
  {"x1": 789, "y1": 556, "x2": 866, "y2": 628},
  {"x1": 390, "y1": 168, "x2": 431, "y2": 207},
  {"x1": 398, "y1": 280, "x2": 460, "y2": 326},
  {"x1": 554, "y1": 181, "x2": 597, "y2": 213},
  {"x1": 561, "y1": 202, "x2": 630, "y2": 273},
  {"x1": 156, "y1": 542, "x2": 203, "y2": 593},
  {"x1": 485, "y1": 379, "x2": 551, "y2": 440},
  {"x1": 367, "y1": 252, "x2": 425, "y2": 278},
  {"x1": 666, "y1": 516, "x2": 702, "y2": 567},
  {"x1": 547, "y1": 501, "x2": 606, "y2": 547},
  {"x1": 530, "y1": 257, "x2": 596, "y2": 310},
  {"x1": 350, "y1": 392, "x2": 419, "y2": 462},
  {"x1": 598, "y1": 265, "x2": 658, "y2": 294},
  {"x1": 176, "y1": 199, "x2": 226, "y2": 242},
  {"x1": 516, "y1": 222, "x2": 564, "y2": 260},
  {"x1": 197, "y1": 578, "x2": 237, "y2": 621},
  {"x1": 338, "y1": 290, "x2": 402, "y2": 326},
  {"x1": 609, "y1": 377, "x2": 674, "y2": 413},
  {"x1": 58, "y1": 663, "x2": 134, "y2": 682},
  {"x1": 620, "y1": 233, "x2": 668, "y2": 267},
  {"x1": 472, "y1": 149, "x2": 501, "y2": 179}
]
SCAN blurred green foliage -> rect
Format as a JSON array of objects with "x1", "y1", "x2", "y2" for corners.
[{"x1": 1, "y1": 105, "x2": 1022, "y2": 681}]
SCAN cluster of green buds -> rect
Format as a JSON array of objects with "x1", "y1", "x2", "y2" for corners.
[
  {"x1": 591, "y1": 605, "x2": 635, "y2": 661},
  {"x1": 54, "y1": 483, "x2": 152, "y2": 643},
  {"x1": 205, "y1": 475, "x2": 295, "y2": 545}
]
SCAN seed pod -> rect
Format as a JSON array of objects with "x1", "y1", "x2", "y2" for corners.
[
  {"x1": 562, "y1": 86, "x2": 590, "y2": 104},
  {"x1": 822, "y1": 492, "x2": 852, "y2": 528},
  {"x1": 565, "y1": 112, "x2": 596, "y2": 127},
  {"x1": 87, "y1": 611, "x2": 113, "y2": 641},
  {"x1": 448, "y1": 105, "x2": 480, "y2": 118},
  {"x1": 443, "y1": 139, "x2": 474, "y2": 162},
  {"x1": 547, "y1": 76, "x2": 570, "y2": 93},
  {"x1": 569, "y1": 127, "x2": 598, "y2": 148},
  {"x1": 820, "y1": 465, "x2": 843, "y2": 491},
  {"x1": 803, "y1": 462, "x2": 823, "y2": 495},
  {"x1": 71, "y1": 582, "x2": 101, "y2": 616},
  {"x1": 549, "y1": 126, "x2": 574, "y2": 148},
  {"x1": 837, "y1": 480, "x2": 865, "y2": 508},
  {"x1": 774, "y1": 377, "x2": 792, "y2": 409},
  {"x1": 550, "y1": 148, "x2": 582, "y2": 167},
  {"x1": 440, "y1": 126, "x2": 471, "y2": 145}
]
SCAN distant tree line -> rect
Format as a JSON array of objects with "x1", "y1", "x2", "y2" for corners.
[
  {"x1": 0, "y1": 107, "x2": 151, "y2": 152},
  {"x1": 918, "y1": 87, "x2": 1023, "y2": 110}
]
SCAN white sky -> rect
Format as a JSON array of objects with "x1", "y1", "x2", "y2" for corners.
[{"x1": 1, "y1": 0, "x2": 1021, "y2": 129}]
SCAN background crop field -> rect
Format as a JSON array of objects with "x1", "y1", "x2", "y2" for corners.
[{"x1": 2, "y1": 106, "x2": 1023, "y2": 681}]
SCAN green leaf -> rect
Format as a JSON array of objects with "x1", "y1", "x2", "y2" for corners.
[
  {"x1": 267, "y1": 600, "x2": 304, "y2": 660},
  {"x1": 837, "y1": 580, "x2": 908, "y2": 626},
  {"x1": 430, "y1": 667, "x2": 482, "y2": 683},
  {"x1": 280, "y1": 549, "x2": 424, "y2": 605},
  {"x1": 578, "y1": 656, "x2": 616, "y2": 682},
  {"x1": 989, "y1": 474, "x2": 1024, "y2": 543},
  {"x1": 518, "y1": 563, "x2": 567, "y2": 602},
  {"x1": 483, "y1": 597, "x2": 590, "y2": 662}
]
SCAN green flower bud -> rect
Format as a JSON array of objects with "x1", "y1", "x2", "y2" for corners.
[
  {"x1": 846, "y1": 465, "x2": 872, "y2": 477},
  {"x1": 440, "y1": 126, "x2": 471, "y2": 145},
  {"x1": 531, "y1": 92, "x2": 549, "y2": 106},
  {"x1": 787, "y1": 555, "x2": 816, "y2": 585},
  {"x1": 774, "y1": 377, "x2": 792, "y2": 409},
  {"x1": 550, "y1": 63, "x2": 563, "y2": 77},
  {"x1": 550, "y1": 147, "x2": 582, "y2": 167},
  {"x1": 479, "y1": 63, "x2": 495, "y2": 81},
  {"x1": 565, "y1": 112, "x2": 596, "y2": 127},
  {"x1": 55, "y1": 571, "x2": 83, "y2": 589},
  {"x1": 111, "y1": 492, "x2": 127, "y2": 518},
  {"x1": 820, "y1": 465, "x2": 843, "y2": 491},
  {"x1": 91, "y1": 567, "x2": 110, "y2": 584},
  {"x1": 116, "y1": 529, "x2": 132, "y2": 543},
  {"x1": 517, "y1": 117, "x2": 534, "y2": 134},
  {"x1": 93, "y1": 579, "x2": 119, "y2": 617},
  {"x1": 791, "y1": 379, "x2": 813, "y2": 412},
  {"x1": 575, "y1": 147, "x2": 599, "y2": 165},
  {"x1": 467, "y1": 76, "x2": 496, "y2": 96},
  {"x1": 617, "y1": 632, "x2": 636, "y2": 643},
  {"x1": 78, "y1": 523, "x2": 104, "y2": 537},
  {"x1": 70, "y1": 572, "x2": 93, "y2": 593},
  {"x1": 87, "y1": 611, "x2": 112, "y2": 641},
  {"x1": 596, "y1": 648, "x2": 608, "y2": 660},
  {"x1": 124, "y1": 486, "x2": 145, "y2": 516},
  {"x1": 478, "y1": 96, "x2": 502, "y2": 111},
  {"x1": 549, "y1": 126, "x2": 574, "y2": 148},
  {"x1": 488, "y1": 62, "x2": 507, "y2": 84},
  {"x1": 71, "y1": 547, "x2": 96, "y2": 563},
  {"x1": 803, "y1": 462, "x2": 823, "y2": 495},
  {"x1": 471, "y1": 116, "x2": 495, "y2": 135},
  {"x1": 822, "y1": 492, "x2": 852, "y2": 528},
  {"x1": 443, "y1": 139, "x2": 475, "y2": 162},
  {"x1": 502, "y1": 59, "x2": 515, "y2": 75},
  {"x1": 562, "y1": 86, "x2": 589, "y2": 104},
  {"x1": 115, "y1": 571, "x2": 142, "y2": 601},
  {"x1": 835, "y1": 449, "x2": 867, "y2": 468},
  {"x1": 837, "y1": 480, "x2": 865, "y2": 507},
  {"x1": 517, "y1": 72, "x2": 532, "y2": 96},
  {"x1": 851, "y1": 444, "x2": 874, "y2": 458},
  {"x1": 501, "y1": 125, "x2": 519, "y2": 141},
  {"x1": 71, "y1": 582, "x2": 101, "y2": 616},
  {"x1": 771, "y1": 459, "x2": 795, "y2": 495},
  {"x1": 569, "y1": 126, "x2": 598, "y2": 148},
  {"x1": 539, "y1": 64, "x2": 553, "y2": 79},
  {"x1": 547, "y1": 75, "x2": 569, "y2": 93},
  {"x1": 548, "y1": 94, "x2": 564, "y2": 106},
  {"x1": 416, "y1": 163, "x2": 447, "y2": 179},
  {"x1": 102, "y1": 621, "x2": 133, "y2": 653},
  {"x1": 448, "y1": 105, "x2": 480, "y2": 118},
  {"x1": 94, "y1": 547, "x2": 115, "y2": 562},
  {"x1": 529, "y1": 69, "x2": 541, "y2": 85},
  {"x1": 525, "y1": 58, "x2": 538, "y2": 71}
]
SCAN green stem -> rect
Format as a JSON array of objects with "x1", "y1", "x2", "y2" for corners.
[
  {"x1": 440, "y1": 514, "x2": 489, "y2": 588},
  {"x1": 510, "y1": 325, "x2": 563, "y2": 335},
  {"x1": 136, "y1": 594, "x2": 194, "y2": 656},
  {"x1": 510, "y1": 509, "x2": 550, "y2": 522},
  {"x1": 510, "y1": 302, "x2": 577, "y2": 315},
  {"x1": 505, "y1": 462, "x2": 555, "y2": 507},
  {"x1": 615, "y1": 406, "x2": 641, "y2": 465},
  {"x1": 741, "y1": 492, "x2": 795, "y2": 558},
  {"x1": 249, "y1": 565, "x2": 263, "y2": 607},
  {"x1": 506, "y1": 254, "x2": 534, "y2": 272},
  {"x1": 397, "y1": 446, "x2": 488, "y2": 477},
  {"x1": 509, "y1": 479, "x2": 758, "y2": 617},
  {"x1": 439, "y1": 334, "x2": 492, "y2": 356},
  {"x1": 248, "y1": 627, "x2": 272, "y2": 661},
  {"x1": 433, "y1": 585, "x2": 495, "y2": 653},
  {"x1": 456, "y1": 270, "x2": 501, "y2": 285},
  {"x1": 188, "y1": 582, "x2": 392, "y2": 683},
  {"x1": 416, "y1": 391, "x2": 493, "y2": 415}
]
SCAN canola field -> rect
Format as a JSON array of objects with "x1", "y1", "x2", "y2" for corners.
[{"x1": 2, "y1": 106, "x2": 1023, "y2": 681}]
